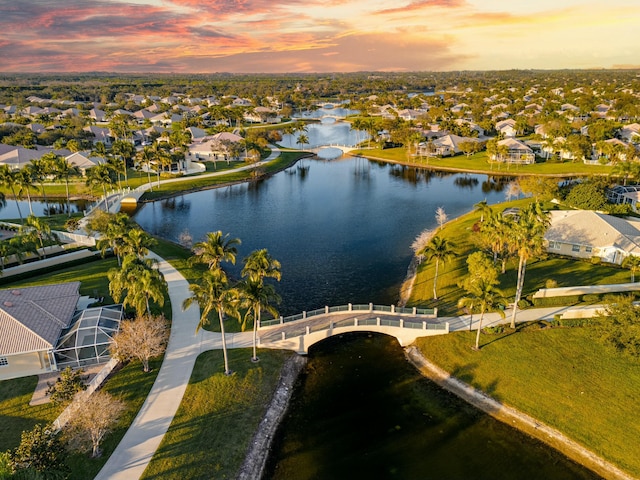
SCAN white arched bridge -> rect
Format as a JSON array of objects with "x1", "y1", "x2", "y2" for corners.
[
  {"x1": 257, "y1": 304, "x2": 446, "y2": 354},
  {"x1": 307, "y1": 144, "x2": 359, "y2": 155}
]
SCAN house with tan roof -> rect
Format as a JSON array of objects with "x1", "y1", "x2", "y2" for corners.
[
  {"x1": 545, "y1": 210, "x2": 640, "y2": 265},
  {"x1": 492, "y1": 138, "x2": 535, "y2": 164},
  {"x1": 0, "y1": 282, "x2": 123, "y2": 381}
]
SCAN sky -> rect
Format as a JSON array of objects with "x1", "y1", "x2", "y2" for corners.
[{"x1": 1, "y1": 0, "x2": 639, "y2": 73}]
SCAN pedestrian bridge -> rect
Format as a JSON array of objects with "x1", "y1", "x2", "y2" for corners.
[
  {"x1": 258, "y1": 304, "x2": 447, "y2": 354},
  {"x1": 307, "y1": 144, "x2": 359, "y2": 155}
]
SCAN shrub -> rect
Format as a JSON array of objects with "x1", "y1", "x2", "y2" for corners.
[
  {"x1": 591, "y1": 256, "x2": 601, "y2": 264},
  {"x1": 545, "y1": 279, "x2": 558, "y2": 289},
  {"x1": 517, "y1": 299, "x2": 531, "y2": 309},
  {"x1": 581, "y1": 294, "x2": 601, "y2": 304},
  {"x1": 46, "y1": 366, "x2": 86, "y2": 405}
]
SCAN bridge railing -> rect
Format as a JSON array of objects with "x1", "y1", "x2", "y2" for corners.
[
  {"x1": 260, "y1": 315, "x2": 448, "y2": 343},
  {"x1": 259, "y1": 303, "x2": 437, "y2": 328}
]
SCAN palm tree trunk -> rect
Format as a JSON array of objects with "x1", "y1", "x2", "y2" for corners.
[
  {"x1": 510, "y1": 256, "x2": 527, "y2": 329},
  {"x1": 252, "y1": 307, "x2": 260, "y2": 362},
  {"x1": 147, "y1": 162, "x2": 153, "y2": 192},
  {"x1": 26, "y1": 189, "x2": 33, "y2": 215},
  {"x1": 10, "y1": 186, "x2": 23, "y2": 224},
  {"x1": 65, "y1": 178, "x2": 71, "y2": 217},
  {"x1": 218, "y1": 307, "x2": 231, "y2": 375},
  {"x1": 102, "y1": 186, "x2": 108, "y2": 212},
  {"x1": 475, "y1": 312, "x2": 485, "y2": 349},
  {"x1": 433, "y1": 259, "x2": 440, "y2": 300}
]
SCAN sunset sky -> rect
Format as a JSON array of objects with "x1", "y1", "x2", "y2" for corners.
[{"x1": 1, "y1": 0, "x2": 639, "y2": 73}]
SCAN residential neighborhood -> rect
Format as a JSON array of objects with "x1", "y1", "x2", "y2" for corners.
[{"x1": 0, "y1": 70, "x2": 639, "y2": 480}]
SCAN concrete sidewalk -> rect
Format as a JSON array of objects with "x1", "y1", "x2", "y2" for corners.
[{"x1": 94, "y1": 253, "x2": 209, "y2": 480}]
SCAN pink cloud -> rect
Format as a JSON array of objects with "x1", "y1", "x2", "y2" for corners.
[{"x1": 374, "y1": 0, "x2": 466, "y2": 15}]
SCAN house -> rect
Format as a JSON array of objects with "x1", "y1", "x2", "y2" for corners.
[
  {"x1": 491, "y1": 138, "x2": 535, "y2": 164},
  {"x1": 83, "y1": 125, "x2": 113, "y2": 146},
  {"x1": 619, "y1": 123, "x2": 640, "y2": 144},
  {"x1": 545, "y1": 210, "x2": 640, "y2": 264},
  {"x1": 89, "y1": 108, "x2": 107, "y2": 122},
  {"x1": 186, "y1": 132, "x2": 244, "y2": 162},
  {"x1": 0, "y1": 283, "x2": 123, "y2": 381},
  {"x1": 607, "y1": 185, "x2": 640, "y2": 211},
  {"x1": 417, "y1": 134, "x2": 480, "y2": 157},
  {"x1": 495, "y1": 119, "x2": 517, "y2": 138},
  {"x1": 0, "y1": 146, "x2": 42, "y2": 170},
  {"x1": 66, "y1": 151, "x2": 105, "y2": 175}
]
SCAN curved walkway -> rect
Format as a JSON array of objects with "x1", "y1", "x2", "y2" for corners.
[{"x1": 94, "y1": 253, "x2": 252, "y2": 480}]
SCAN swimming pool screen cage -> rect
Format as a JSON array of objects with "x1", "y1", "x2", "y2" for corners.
[{"x1": 54, "y1": 305, "x2": 123, "y2": 369}]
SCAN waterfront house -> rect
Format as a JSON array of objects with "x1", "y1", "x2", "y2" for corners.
[
  {"x1": 545, "y1": 210, "x2": 640, "y2": 264},
  {"x1": 491, "y1": 138, "x2": 535, "y2": 164},
  {"x1": 0, "y1": 282, "x2": 123, "y2": 381}
]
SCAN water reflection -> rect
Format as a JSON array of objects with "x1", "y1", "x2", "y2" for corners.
[
  {"x1": 134, "y1": 158, "x2": 506, "y2": 315},
  {"x1": 454, "y1": 175, "x2": 480, "y2": 190},
  {"x1": 482, "y1": 176, "x2": 510, "y2": 193}
]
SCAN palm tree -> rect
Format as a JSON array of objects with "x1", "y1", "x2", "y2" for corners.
[
  {"x1": 622, "y1": 255, "x2": 640, "y2": 282},
  {"x1": 0, "y1": 165, "x2": 23, "y2": 223},
  {"x1": 296, "y1": 134, "x2": 309, "y2": 151},
  {"x1": 508, "y1": 202, "x2": 550, "y2": 328},
  {"x1": 111, "y1": 140, "x2": 135, "y2": 187},
  {"x1": 53, "y1": 156, "x2": 78, "y2": 217},
  {"x1": 15, "y1": 169, "x2": 37, "y2": 216},
  {"x1": 95, "y1": 213, "x2": 131, "y2": 266},
  {"x1": 474, "y1": 199, "x2": 492, "y2": 223},
  {"x1": 417, "y1": 235, "x2": 457, "y2": 300},
  {"x1": 241, "y1": 249, "x2": 282, "y2": 361},
  {"x1": 29, "y1": 154, "x2": 57, "y2": 216},
  {"x1": 191, "y1": 231, "x2": 241, "y2": 271},
  {"x1": 120, "y1": 228, "x2": 157, "y2": 260},
  {"x1": 109, "y1": 256, "x2": 168, "y2": 317},
  {"x1": 136, "y1": 146, "x2": 155, "y2": 192},
  {"x1": 182, "y1": 268, "x2": 240, "y2": 375},
  {"x1": 239, "y1": 279, "x2": 280, "y2": 362},
  {"x1": 241, "y1": 249, "x2": 282, "y2": 283},
  {"x1": 22, "y1": 215, "x2": 58, "y2": 258},
  {"x1": 86, "y1": 164, "x2": 116, "y2": 211},
  {"x1": 458, "y1": 281, "x2": 508, "y2": 350}
]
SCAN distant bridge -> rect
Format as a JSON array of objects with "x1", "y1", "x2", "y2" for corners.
[
  {"x1": 307, "y1": 144, "x2": 359, "y2": 155},
  {"x1": 258, "y1": 304, "x2": 447, "y2": 354}
]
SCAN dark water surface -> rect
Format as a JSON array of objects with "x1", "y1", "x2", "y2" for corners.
[
  {"x1": 134, "y1": 157, "x2": 509, "y2": 315},
  {"x1": 264, "y1": 333, "x2": 600, "y2": 480}
]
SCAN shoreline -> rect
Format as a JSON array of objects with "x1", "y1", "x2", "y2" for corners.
[
  {"x1": 237, "y1": 354, "x2": 307, "y2": 480},
  {"x1": 404, "y1": 346, "x2": 634, "y2": 480}
]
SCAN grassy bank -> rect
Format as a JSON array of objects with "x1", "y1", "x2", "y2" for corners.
[
  {"x1": 141, "y1": 348, "x2": 292, "y2": 480},
  {"x1": 415, "y1": 325, "x2": 640, "y2": 478},
  {"x1": 140, "y1": 151, "x2": 307, "y2": 201},
  {"x1": 352, "y1": 147, "x2": 613, "y2": 177},
  {"x1": 407, "y1": 198, "x2": 631, "y2": 315}
]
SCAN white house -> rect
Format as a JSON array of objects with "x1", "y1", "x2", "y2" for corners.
[
  {"x1": 491, "y1": 138, "x2": 535, "y2": 164},
  {"x1": 545, "y1": 210, "x2": 640, "y2": 265},
  {"x1": 495, "y1": 118, "x2": 517, "y2": 137}
]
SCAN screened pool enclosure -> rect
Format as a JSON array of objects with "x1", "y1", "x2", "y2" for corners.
[{"x1": 54, "y1": 305, "x2": 123, "y2": 368}]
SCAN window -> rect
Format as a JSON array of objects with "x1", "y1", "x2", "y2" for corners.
[
  {"x1": 585, "y1": 246, "x2": 593, "y2": 253},
  {"x1": 572, "y1": 244, "x2": 581, "y2": 252},
  {"x1": 549, "y1": 241, "x2": 561, "y2": 250},
  {"x1": 0, "y1": 357, "x2": 8, "y2": 367}
]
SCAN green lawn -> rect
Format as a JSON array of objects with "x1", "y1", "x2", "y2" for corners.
[
  {"x1": 408, "y1": 198, "x2": 631, "y2": 315},
  {"x1": 140, "y1": 151, "x2": 305, "y2": 201},
  {"x1": 352, "y1": 147, "x2": 613, "y2": 177},
  {"x1": 0, "y1": 376, "x2": 64, "y2": 452},
  {"x1": 141, "y1": 348, "x2": 292, "y2": 480},
  {"x1": 415, "y1": 325, "x2": 640, "y2": 478}
]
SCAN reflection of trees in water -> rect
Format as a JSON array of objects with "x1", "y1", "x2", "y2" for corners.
[
  {"x1": 297, "y1": 164, "x2": 310, "y2": 180},
  {"x1": 481, "y1": 176, "x2": 509, "y2": 194},
  {"x1": 454, "y1": 175, "x2": 479, "y2": 190},
  {"x1": 353, "y1": 156, "x2": 370, "y2": 182},
  {"x1": 215, "y1": 184, "x2": 249, "y2": 199},
  {"x1": 161, "y1": 196, "x2": 191, "y2": 212},
  {"x1": 388, "y1": 165, "x2": 455, "y2": 186},
  {"x1": 247, "y1": 177, "x2": 266, "y2": 194}
]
